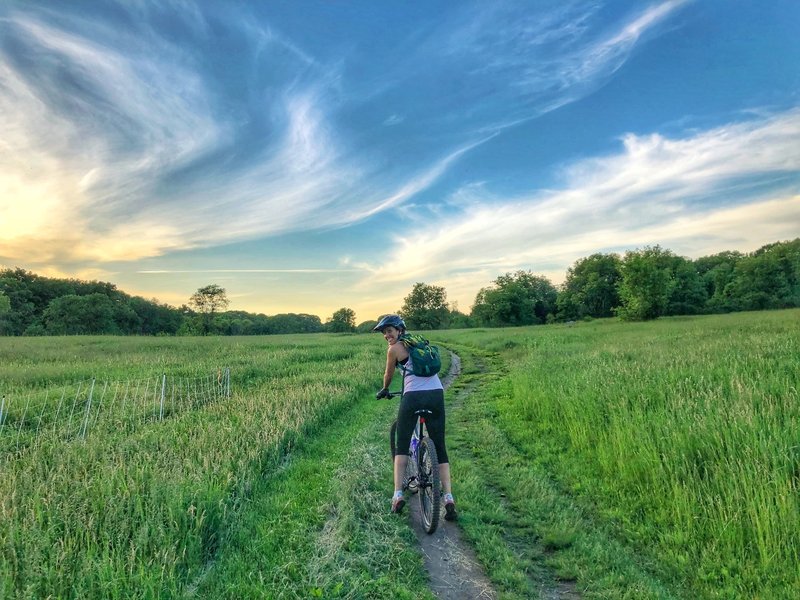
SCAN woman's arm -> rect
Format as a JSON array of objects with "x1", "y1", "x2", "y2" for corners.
[{"x1": 382, "y1": 345, "x2": 397, "y2": 389}]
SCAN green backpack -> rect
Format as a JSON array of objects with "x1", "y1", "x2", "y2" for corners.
[{"x1": 398, "y1": 333, "x2": 442, "y2": 377}]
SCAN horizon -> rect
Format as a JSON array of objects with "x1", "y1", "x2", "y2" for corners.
[{"x1": 2, "y1": 1, "x2": 799, "y2": 323}]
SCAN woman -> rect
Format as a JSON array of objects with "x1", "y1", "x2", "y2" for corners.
[{"x1": 374, "y1": 314, "x2": 457, "y2": 520}]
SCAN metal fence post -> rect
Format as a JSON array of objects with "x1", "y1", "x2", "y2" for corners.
[
  {"x1": 66, "y1": 381, "x2": 83, "y2": 439},
  {"x1": 17, "y1": 392, "x2": 33, "y2": 450},
  {"x1": 0, "y1": 395, "x2": 6, "y2": 434},
  {"x1": 159, "y1": 374, "x2": 166, "y2": 421},
  {"x1": 81, "y1": 379, "x2": 96, "y2": 440},
  {"x1": 52, "y1": 385, "x2": 67, "y2": 437}
]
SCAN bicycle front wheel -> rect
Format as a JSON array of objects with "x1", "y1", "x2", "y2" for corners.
[{"x1": 418, "y1": 436, "x2": 441, "y2": 534}]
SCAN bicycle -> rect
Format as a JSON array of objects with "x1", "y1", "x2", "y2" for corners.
[{"x1": 386, "y1": 391, "x2": 441, "y2": 534}]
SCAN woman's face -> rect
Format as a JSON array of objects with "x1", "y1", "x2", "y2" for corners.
[{"x1": 382, "y1": 325, "x2": 400, "y2": 345}]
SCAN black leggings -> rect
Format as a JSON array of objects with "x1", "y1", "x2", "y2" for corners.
[{"x1": 396, "y1": 389, "x2": 448, "y2": 464}]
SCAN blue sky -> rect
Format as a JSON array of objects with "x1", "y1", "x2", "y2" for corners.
[{"x1": 1, "y1": 1, "x2": 798, "y2": 323}]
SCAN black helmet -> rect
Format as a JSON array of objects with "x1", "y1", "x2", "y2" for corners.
[{"x1": 373, "y1": 314, "x2": 406, "y2": 332}]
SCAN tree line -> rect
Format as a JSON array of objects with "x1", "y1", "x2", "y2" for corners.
[
  {"x1": 0, "y1": 238, "x2": 797, "y2": 336},
  {"x1": 395, "y1": 238, "x2": 800, "y2": 329},
  {"x1": 0, "y1": 272, "x2": 329, "y2": 336}
]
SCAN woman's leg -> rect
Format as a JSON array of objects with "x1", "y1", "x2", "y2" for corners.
[
  {"x1": 392, "y1": 394, "x2": 416, "y2": 512},
  {"x1": 422, "y1": 390, "x2": 450, "y2": 492},
  {"x1": 394, "y1": 454, "x2": 408, "y2": 491},
  {"x1": 438, "y1": 463, "x2": 451, "y2": 495}
]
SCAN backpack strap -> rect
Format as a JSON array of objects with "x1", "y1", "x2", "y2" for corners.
[
  {"x1": 396, "y1": 356, "x2": 412, "y2": 375},
  {"x1": 396, "y1": 333, "x2": 421, "y2": 376}
]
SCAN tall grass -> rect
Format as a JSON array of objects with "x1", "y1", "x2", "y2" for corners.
[
  {"x1": 438, "y1": 310, "x2": 800, "y2": 598},
  {"x1": 0, "y1": 334, "x2": 385, "y2": 598},
  {"x1": 4, "y1": 313, "x2": 798, "y2": 598}
]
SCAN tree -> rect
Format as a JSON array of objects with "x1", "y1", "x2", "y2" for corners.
[
  {"x1": 189, "y1": 284, "x2": 230, "y2": 335},
  {"x1": 448, "y1": 309, "x2": 474, "y2": 329},
  {"x1": 400, "y1": 283, "x2": 450, "y2": 330},
  {"x1": 0, "y1": 292, "x2": 9, "y2": 316},
  {"x1": 43, "y1": 294, "x2": 119, "y2": 334},
  {"x1": 327, "y1": 307, "x2": 356, "y2": 333},
  {"x1": 129, "y1": 296, "x2": 184, "y2": 335},
  {"x1": 356, "y1": 320, "x2": 378, "y2": 333},
  {"x1": 471, "y1": 271, "x2": 557, "y2": 327},
  {"x1": 266, "y1": 313, "x2": 324, "y2": 334},
  {"x1": 694, "y1": 251, "x2": 743, "y2": 312},
  {"x1": 723, "y1": 239, "x2": 800, "y2": 310},
  {"x1": 665, "y1": 256, "x2": 707, "y2": 315},
  {"x1": 0, "y1": 269, "x2": 41, "y2": 335},
  {"x1": 0, "y1": 267, "x2": 183, "y2": 336},
  {"x1": 556, "y1": 253, "x2": 622, "y2": 320},
  {"x1": 616, "y1": 246, "x2": 676, "y2": 321}
]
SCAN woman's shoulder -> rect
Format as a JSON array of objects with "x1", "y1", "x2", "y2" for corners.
[{"x1": 388, "y1": 340, "x2": 409, "y2": 359}]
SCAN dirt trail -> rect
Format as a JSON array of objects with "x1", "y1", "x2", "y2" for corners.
[{"x1": 404, "y1": 352, "x2": 498, "y2": 599}]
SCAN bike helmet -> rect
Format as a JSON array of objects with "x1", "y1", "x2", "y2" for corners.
[{"x1": 373, "y1": 314, "x2": 406, "y2": 332}]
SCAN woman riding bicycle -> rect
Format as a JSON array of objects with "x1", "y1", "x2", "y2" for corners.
[{"x1": 374, "y1": 314, "x2": 457, "y2": 521}]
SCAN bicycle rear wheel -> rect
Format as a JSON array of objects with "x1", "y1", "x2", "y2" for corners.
[{"x1": 418, "y1": 436, "x2": 441, "y2": 534}]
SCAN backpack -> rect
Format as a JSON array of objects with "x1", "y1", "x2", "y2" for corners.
[{"x1": 398, "y1": 333, "x2": 442, "y2": 377}]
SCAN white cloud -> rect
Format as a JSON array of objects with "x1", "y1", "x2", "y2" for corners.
[
  {"x1": 430, "y1": 0, "x2": 689, "y2": 130},
  {"x1": 0, "y1": 1, "x2": 696, "y2": 272},
  {"x1": 383, "y1": 114, "x2": 404, "y2": 126},
  {"x1": 363, "y1": 109, "x2": 800, "y2": 303}
]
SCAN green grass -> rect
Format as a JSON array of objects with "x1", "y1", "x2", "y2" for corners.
[
  {"x1": 191, "y1": 372, "x2": 432, "y2": 599},
  {"x1": 436, "y1": 343, "x2": 679, "y2": 599},
  {"x1": 2, "y1": 311, "x2": 798, "y2": 598},
  {"x1": 1, "y1": 334, "x2": 405, "y2": 598},
  {"x1": 435, "y1": 309, "x2": 800, "y2": 599}
]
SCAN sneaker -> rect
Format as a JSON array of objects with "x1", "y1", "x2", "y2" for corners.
[
  {"x1": 391, "y1": 491, "x2": 405, "y2": 514},
  {"x1": 443, "y1": 493, "x2": 458, "y2": 521}
]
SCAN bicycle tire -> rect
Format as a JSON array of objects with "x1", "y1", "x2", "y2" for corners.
[{"x1": 418, "y1": 435, "x2": 441, "y2": 534}]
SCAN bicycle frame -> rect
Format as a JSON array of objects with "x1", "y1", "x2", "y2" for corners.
[{"x1": 404, "y1": 410, "x2": 432, "y2": 492}]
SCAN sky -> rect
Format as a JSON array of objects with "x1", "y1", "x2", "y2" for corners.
[{"x1": 1, "y1": 1, "x2": 799, "y2": 324}]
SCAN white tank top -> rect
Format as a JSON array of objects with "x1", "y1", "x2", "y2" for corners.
[{"x1": 399, "y1": 357, "x2": 443, "y2": 393}]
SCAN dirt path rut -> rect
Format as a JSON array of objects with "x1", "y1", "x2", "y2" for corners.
[{"x1": 404, "y1": 352, "x2": 498, "y2": 599}]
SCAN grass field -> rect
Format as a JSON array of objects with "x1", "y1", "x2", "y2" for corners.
[
  {"x1": 434, "y1": 309, "x2": 800, "y2": 599},
  {"x1": 2, "y1": 309, "x2": 798, "y2": 598}
]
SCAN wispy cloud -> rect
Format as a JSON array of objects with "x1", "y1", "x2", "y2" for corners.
[
  {"x1": 364, "y1": 109, "x2": 800, "y2": 290},
  {"x1": 1, "y1": 1, "x2": 690, "y2": 270},
  {"x1": 414, "y1": 0, "x2": 689, "y2": 131},
  {"x1": 383, "y1": 114, "x2": 404, "y2": 126}
]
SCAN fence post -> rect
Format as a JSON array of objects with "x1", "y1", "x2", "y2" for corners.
[
  {"x1": 159, "y1": 374, "x2": 166, "y2": 421},
  {"x1": 0, "y1": 395, "x2": 6, "y2": 434},
  {"x1": 52, "y1": 385, "x2": 67, "y2": 437},
  {"x1": 226, "y1": 368, "x2": 231, "y2": 398},
  {"x1": 35, "y1": 389, "x2": 49, "y2": 441},
  {"x1": 81, "y1": 379, "x2": 96, "y2": 440},
  {"x1": 17, "y1": 392, "x2": 33, "y2": 450},
  {"x1": 66, "y1": 381, "x2": 83, "y2": 439}
]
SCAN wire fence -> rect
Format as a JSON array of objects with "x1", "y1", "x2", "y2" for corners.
[{"x1": 0, "y1": 368, "x2": 230, "y2": 458}]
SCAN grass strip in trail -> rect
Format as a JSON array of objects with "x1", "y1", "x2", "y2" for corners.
[{"x1": 191, "y1": 377, "x2": 434, "y2": 599}]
